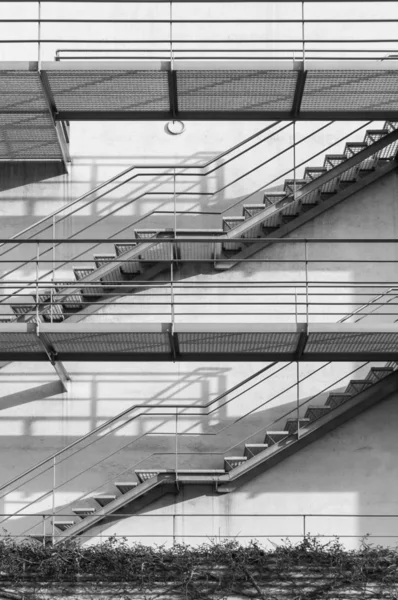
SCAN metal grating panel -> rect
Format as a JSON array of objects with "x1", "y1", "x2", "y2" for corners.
[
  {"x1": 0, "y1": 113, "x2": 63, "y2": 159},
  {"x1": 177, "y1": 71, "x2": 297, "y2": 112},
  {"x1": 306, "y1": 332, "x2": 398, "y2": 354},
  {"x1": 0, "y1": 72, "x2": 48, "y2": 112},
  {"x1": 0, "y1": 332, "x2": 44, "y2": 353},
  {"x1": 178, "y1": 332, "x2": 300, "y2": 354},
  {"x1": 302, "y1": 71, "x2": 398, "y2": 112},
  {"x1": 46, "y1": 331, "x2": 170, "y2": 354},
  {"x1": 46, "y1": 71, "x2": 170, "y2": 112}
]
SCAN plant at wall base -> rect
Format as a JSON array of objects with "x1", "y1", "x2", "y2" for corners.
[{"x1": 0, "y1": 535, "x2": 398, "y2": 599}]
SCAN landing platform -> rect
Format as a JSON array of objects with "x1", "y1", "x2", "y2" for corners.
[
  {"x1": 2, "y1": 59, "x2": 398, "y2": 159},
  {"x1": 1, "y1": 322, "x2": 398, "y2": 362}
]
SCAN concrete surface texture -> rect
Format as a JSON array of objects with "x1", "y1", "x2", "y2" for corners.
[{"x1": 1, "y1": 3, "x2": 398, "y2": 545}]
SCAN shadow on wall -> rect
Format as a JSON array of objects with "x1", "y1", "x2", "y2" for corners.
[{"x1": 0, "y1": 162, "x2": 67, "y2": 192}]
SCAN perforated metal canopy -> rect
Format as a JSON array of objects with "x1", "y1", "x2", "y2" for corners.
[
  {"x1": 2, "y1": 60, "x2": 398, "y2": 126},
  {"x1": 1, "y1": 322, "x2": 398, "y2": 362}
]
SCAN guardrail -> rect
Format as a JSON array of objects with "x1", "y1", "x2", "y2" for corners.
[{"x1": 2, "y1": 1, "x2": 398, "y2": 63}]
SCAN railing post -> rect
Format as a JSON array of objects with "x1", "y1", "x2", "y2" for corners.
[
  {"x1": 301, "y1": 1, "x2": 306, "y2": 67},
  {"x1": 37, "y1": 1, "x2": 41, "y2": 69},
  {"x1": 305, "y1": 239, "x2": 309, "y2": 324},
  {"x1": 175, "y1": 408, "x2": 179, "y2": 489},
  {"x1": 296, "y1": 361, "x2": 300, "y2": 439},
  {"x1": 172, "y1": 514, "x2": 176, "y2": 546},
  {"x1": 52, "y1": 457, "x2": 56, "y2": 546},
  {"x1": 36, "y1": 242, "x2": 40, "y2": 323},
  {"x1": 42, "y1": 514, "x2": 46, "y2": 547},
  {"x1": 51, "y1": 215, "x2": 55, "y2": 323},
  {"x1": 303, "y1": 514, "x2": 306, "y2": 539}
]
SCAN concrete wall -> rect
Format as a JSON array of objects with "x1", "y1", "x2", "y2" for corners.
[
  {"x1": 0, "y1": 152, "x2": 398, "y2": 547},
  {"x1": 1, "y1": 2, "x2": 398, "y2": 544}
]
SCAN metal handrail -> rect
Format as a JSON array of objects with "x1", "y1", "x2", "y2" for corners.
[
  {"x1": 5, "y1": 288, "x2": 397, "y2": 529},
  {"x1": 0, "y1": 364, "x2": 279, "y2": 496},
  {"x1": 0, "y1": 119, "x2": 373, "y2": 309},
  {"x1": 0, "y1": 121, "x2": 282, "y2": 258}
]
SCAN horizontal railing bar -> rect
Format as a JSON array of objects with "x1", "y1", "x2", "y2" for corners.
[
  {"x1": 1, "y1": 238, "x2": 397, "y2": 243},
  {"x1": 8, "y1": 0, "x2": 398, "y2": 3},
  {"x1": 6, "y1": 18, "x2": 398, "y2": 23},
  {"x1": 4, "y1": 513, "x2": 398, "y2": 518},
  {"x1": 4, "y1": 39, "x2": 398, "y2": 43},
  {"x1": 56, "y1": 47, "x2": 398, "y2": 53},
  {"x1": 11, "y1": 301, "x2": 398, "y2": 306}
]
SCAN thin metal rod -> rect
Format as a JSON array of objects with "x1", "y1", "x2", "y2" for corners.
[{"x1": 52, "y1": 457, "x2": 55, "y2": 546}]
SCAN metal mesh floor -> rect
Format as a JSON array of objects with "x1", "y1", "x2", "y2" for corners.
[
  {"x1": 1, "y1": 61, "x2": 395, "y2": 125},
  {"x1": 45, "y1": 70, "x2": 170, "y2": 112},
  {"x1": 2, "y1": 323, "x2": 396, "y2": 362},
  {"x1": 0, "y1": 69, "x2": 65, "y2": 159}
]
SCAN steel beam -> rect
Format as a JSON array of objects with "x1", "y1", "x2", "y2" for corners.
[
  {"x1": 291, "y1": 70, "x2": 307, "y2": 119},
  {"x1": 1, "y1": 322, "x2": 398, "y2": 362},
  {"x1": 36, "y1": 330, "x2": 71, "y2": 391}
]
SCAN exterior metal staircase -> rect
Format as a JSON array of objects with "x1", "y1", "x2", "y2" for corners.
[
  {"x1": 27, "y1": 363, "x2": 398, "y2": 543},
  {"x1": 9, "y1": 121, "x2": 398, "y2": 323},
  {"x1": 218, "y1": 364, "x2": 398, "y2": 491}
]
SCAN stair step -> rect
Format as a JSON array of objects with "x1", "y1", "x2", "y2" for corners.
[
  {"x1": 304, "y1": 406, "x2": 331, "y2": 422},
  {"x1": 300, "y1": 202, "x2": 319, "y2": 212},
  {"x1": 284, "y1": 418, "x2": 311, "y2": 435},
  {"x1": 263, "y1": 225, "x2": 280, "y2": 235},
  {"x1": 54, "y1": 520, "x2": 75, "y2": 531},
  {"x1": 40, "y1": 302, "x2": 65, "y2": 322},
  {"x1": 366, "y1": 367, "x2": 394, "y2": 383},
  {"x1": 244, "y1": 444, "x2": 268, "y2": 458},
  {"x1": 72, "y1": 507, "x2": 96, "y2": 517},
  {"x1": 326, "y1": 393, "x2": 352, "y2": 408},
  {"x1": 135, "y1": 469, "x2": 167, "y2": 483},
  {"x1": 242, "y1": 205, "x2": 266, "y2": 238},
  {"x1": 345, "y1": 379, "x2": 373, "y2": 396},
  {"x1": 115, "y1": 243, "x2": 141, "y2": 274},
  {"x1": 222, "y1": 217, "x2": 245, "y2": 250},
  {"x1": 264, "y1": 431, "x2": 289, "y2": 446},
  {"x1": 135, "y1": 229, "x2": 174, "y2": 262},
  {"x1": 94, "y1": 254, "x2": 122, "y2": 285},
  {"x1": 56, "y1": 283, "x2": 83, "y2": 309},
  {"x1": 304, "y1": 166, "x2": 327, "y2": 181},
  {"x1": 115, "y1": 481, "x2": 138, "y2": 494},
  {"x1": 324, "y1": 154, "x2": 346, "y2": 170},
  {"x1": 263, "y1": 192, "x2": 285, "y2": 206},
  {"x1": 224, "y1": 456, "x2": 248, "y2": 472},
  {"x1": 345, "y1": 142, "x2": 368, "y2": 157},
  {"x1": 284, "y1": 179, "x2": 307, "y2": 196},
  {"x1": 73, "y1": 267, "x2": 104, "y2": 297},
  {"x1": 93, "y1": 495, "x2": 116, "y2": 507},
  {"x1": 281, "y1": 214, "x2": 299, "y2": 224}
]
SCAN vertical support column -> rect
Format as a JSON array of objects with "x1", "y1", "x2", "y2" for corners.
[{"x1": 303, "y1": 514, "x2": 306, "y2": 539}]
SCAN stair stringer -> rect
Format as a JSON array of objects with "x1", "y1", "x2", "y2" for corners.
[
  {"x1": 216, "y1": 369, "x2": 398, "y2": 493},
  {"x1": 55, "y1": 472, "x2": 177, "y2": 543},
  {"x1": 215, "y1": 158, "x2": 398, "y2": 270}
]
